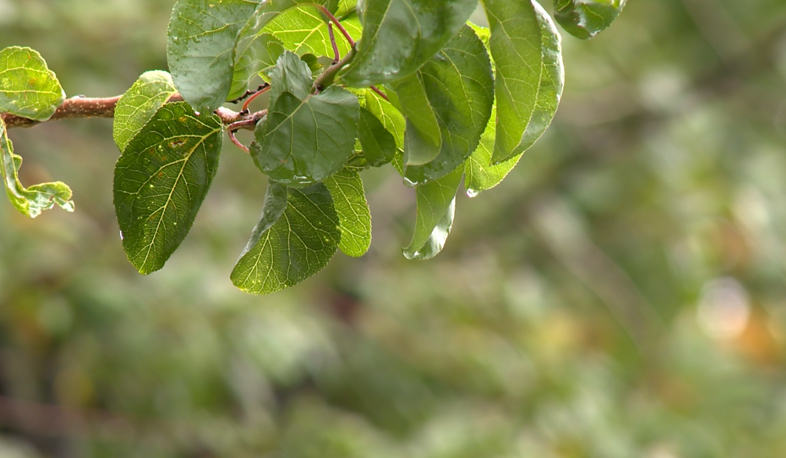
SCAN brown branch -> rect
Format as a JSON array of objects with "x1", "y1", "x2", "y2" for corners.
[{"x1": 1, "y1": 93, "x2": 263, "y2": 131}]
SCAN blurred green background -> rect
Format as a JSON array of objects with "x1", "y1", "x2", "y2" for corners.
[{"x1": 2, "y1": 0, "x2": 786, "y2": 456}]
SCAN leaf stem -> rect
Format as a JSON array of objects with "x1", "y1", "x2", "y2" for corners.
[
  {"x1": 313, "y1": 47, "x2": 356, "y2": 92},
  {"x1": 315, "y1": 5, "x2": 355, "y2": 46},
  {"x1": 328, "y1": 22, "x2": 341, "y2": 62},
  {"x1": 241, "y1": 85, "x2": 271, "y2": 112}
]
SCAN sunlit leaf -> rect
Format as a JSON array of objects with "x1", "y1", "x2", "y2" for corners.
[
  {"x1": 231, "y1": 182, "x2": 340, "y2": 295},
  {"x1": 403, "y1": 166, "x2": 463, "y2": 260},
  {"x1": 0, "y1": 119, "x2": 74, "y2": 218},
  {"x1": 340, "y1": 0, "x2": 478, "y2": 87},
  {"x1": 361, "y1": 88, "x2": 405, "y2": 150},
  {"x1": 114, "y1": 102, "x2": 222, "y2": 274},
  {"x1": 324, "y1": 169, "x2": 371, "y2": 257},
  {"x1": 402, "y1": 25, "x2": 494, "y2": 186},
  {"x1": 554, "y1": 0, "x2": 626, "y2": 39},
  {"x1": 0, "y1": 46, "x2": 65, "y2": 121},
  {"x1": 465, "y1": 4, "x2": 563, "y2": 195},
  {"x1": 113, "y1": 71, "x2": 178, "y2": 153},
  {"x1": 167, "y1": 0, "x2": 260, "y2": 113},
  {"x1": 263, "y1": 7, "x2": 362, "y2": 59},
  {"x1": 480, "y1": 0, "x2": 543, "y2": 164}
]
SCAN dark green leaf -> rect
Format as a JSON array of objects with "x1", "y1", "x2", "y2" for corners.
[
  {"x1": 113, "y1": 71, "x2": 178, "y2": 153},
  {"x1": 167, "y1": 0, "x2": 259, "y2": 113},
  {"x1": 403, "y1": 166, "x2": 463, "y2": 260},
  {"x1": 228, "y1": 34, "x2": 284, "y2": 101},
  {"x1": 231, "y1": 182, "x2": 340, "y2": 295},
  {"x1": 361, "y1": 88, "x2": 405, "y2": 150},
  {"x1": 340, "y1": 0, "x2": 478, "y2": 87},
  {"x1": 554, "y1": 0, "x2": 626, "y2": 39},
  {"x1": 402, "y1": 25, "x2": 494, "y2": 186},
  {"x1": 113, "y1": 102, "x2": 222, "y2": 274},
  {"x1": 465, "y1": 5, "x2": 563, "y2": 195},
  {"x1": 392, "y1": 73, "x2": 442, "y2": 166},
  {"x1": 357, "y1": 108, "x2": 396, "y2": 167},
  {"x1": 267, "y1": 51, "x2": 314, "y2": 107},
  {"x1": 0, "y1": 119, "x2": 74, "y2": 218},
  {"x1": 0, "y1": 46, "x2": 65, "y2": 121},
  {"x1": 324, "y1": 169, "x2": 371, "y2": 257},
  {"x1": 480, "y1": 0, "x2": 543, "y2": 163},
  {"x1": 251, "y1": 86, "x2": 360, "y2": 187}
]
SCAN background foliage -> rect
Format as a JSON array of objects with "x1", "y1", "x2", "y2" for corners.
[{"x1": 1, "y1": 0, "x2": 786, "y2": 456}]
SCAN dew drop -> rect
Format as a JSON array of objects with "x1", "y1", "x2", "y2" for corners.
[
  {"x1": 466, "y1": 188, "x2": 479, "y2": 198},
  {"x1": 119, "y1": 231, "x2": 124, "y2": 240}
]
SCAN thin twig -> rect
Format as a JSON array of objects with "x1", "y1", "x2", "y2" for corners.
[
  {"x1": 242, "y1": 85, "x2": 271, "y2": 112},
  {"x1": 328, "y1": 22, "x2": 341, "y2": 62},
  {"x1": 315, "y1": 5, "x2": 355, "y2": 46},
  {"x1": 228, "y1": 129, "x2": 250, "y2": 154}
]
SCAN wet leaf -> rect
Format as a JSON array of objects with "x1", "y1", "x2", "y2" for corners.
[
  {"x1": 113, "y1": 71, "x2": 178, "y2": 153},
  {"x1": 114, "y1": 102, "x2": 222, "y2": 274},
  {"x1": 340, "y1": 0, "x2": 478, "y2": 87},
  {"x1": 324, "y1": 168, "x2": 371, "y2": 257},
  {"x1": 0, "y1": 119, "x2": 74, "y2": 218},
  {"x1": 403, "y1": 166, "x2": 463, "y2": 260},
  {"x1": 392, "y1": 73, "x2": 442, "y2": 166},
  {"x1": 357, "y1": 107, "x2": 396, "y2": 167},
  {"x1": 0, "y1": 46, "x2": 65, "y2": 121},
  {"x1": 554, "y1": 0, "x2": 626, "y2": 39},
  {"x1": 231, "y1": 182, "x2": 340, "y2": 295}
]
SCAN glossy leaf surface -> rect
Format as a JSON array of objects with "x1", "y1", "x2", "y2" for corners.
[
  {"x1": 114, "y1": 102, "x2": 222, "y2": 274},
  {"x1": 481, "y1": 0, "x2": 542, "y2": 164},
  {"x1": 465, "y1": 5, "x2": 563, "y2": 195},
  {"x1": 403, "y1": 166, "x2": 463, "y2": 260},
  {"x1": 251, "y1": 85, "x2": 359, "y2": 187},
  {"x1": 113, "y1": 71, "x2": 178, "y2": 153},
  {"x1": 402, "y1": 26, "x2": 494, "y2": 186},
  {"x1": 340, "y1": 0, "x2": 478, "y2": 87},
  {"x1": 0, "y1": 46, "x2": 64, "y2": 121},
  {"x1": 393, "y1": 73, "x2": 442, "y2": 166},
  {"x1": 167, "y1": 0, "x2": 259, "y2": 113},
  {"x1": 554, "y1": 0, "x2": 626, "y2": 39},
  {"x1": 357, "y1": 107, "x2": 396, "y2": 167},
  {"x1": 324, "y1": 169, "x2": 371, "y2": 257},
  {"x1": 231, "y1": 182, "x2": 340, "y2": 295},
  {"x1": 0, "y1": 120, "x2": 74, "y2": 218},
  {"x1": 361, "y1": 88, "x2": 405, "y2": 149}
]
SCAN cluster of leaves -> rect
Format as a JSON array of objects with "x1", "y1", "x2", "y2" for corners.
[{"x1": 0, "y1": 0, "x2": 625, "y2": 294}]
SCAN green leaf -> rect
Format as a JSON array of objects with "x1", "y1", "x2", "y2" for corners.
[
  {"x1": 251, "y1": 83, "x2": 360, "y2": 187},
  {"x1": 403, "y1": 166, "x2": 463, "y2": 260},
  {"x1": 228, "y1": 34, "x2": 284, "y2": 101},
  {"x1": 402, "y1": 25, "x2": 494, "y2": 186},
  {"x1": 113, "y1": 102, "x2": 222, "y2": 274},
  {"x1": 113, "y1": 71, "x2": 178, "y2": 153},
  {"x1": 357, "y1": 107, "x2": 396, "y2": 167},
  {"x1": 339, "y1": 0, "x2": 479, "y2": 87},
  {"x1": 263, "y1": 7, "x2": 362, "y2": 59},
  {"x1": 465, "y1": 5, "x2": 563, "y2": 195},
  {"x1": 0, "y1": 119, "x2": 74, "y2": 218},
  {"x1": 267, "y1": 51, "x2": 314, "y2": 107},
  {"x1": 554, "y1": 0, "x2": 626, "y2": 39},
  {"x1": 392, "y1": 73, "x2": 442, "y2": 166},
  {"x1": 0, "y1": 46, "x2": 65, "y2": 121},
  {"x1": 324, "y1": 168, "x2": 371, "y2": 257},
  {"x1": 361, "y1": 88, "x2": 405, "y2": 150},
  {"x1": 480, "y1": 0, "x2": 543, "y2": 164},
  {"x1": 167, "y1": 0, "x2": 260, "y2": 113},
  {"x1": 231, "y1": 182, "x2": 340, "y2": 295}
]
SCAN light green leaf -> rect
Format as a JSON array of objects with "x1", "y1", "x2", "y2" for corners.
[
  {"x1": 113, "y1": 71, "x2": 178, "y2": 153},
  {"x1": 392, "y1": 73, "x2": 442, "y2": 166},
  {"x1": 0, "y1": 119, "x2": 74, "y2": 218},
  {"x1": 361, "y1": 88, "x2": 405, "y2": 150},
  {"x1": 263, "y1": 7, "x2": 362, "y2": 58},
  {"x1": 324, "y1": 168, "x2": 371, "y2": 257},
  {"x1": 251, "y1": 84, "x2": 360, "y2": 187},
  {"x1": 113, "y1": 102, "x2": 222, "y2": 274},
  {"x1": 231, "y1": 182, "x2": 340, "y2": 295},
  {"x1": 357, "y1": 107, "x2": 396, "y2": 167},
  {"x1": 402, "y1": 25, "x2": 494, "y2": 186},
  {"x1": 167, "y1": 0, "x2": 260, "y2": 113},
  {"x1": 403, "y1": 166, "x2": 463, "y2": 260},
  {"x1": 465, "y1": 5, "x2": 563, "y2": 195},
  {"x1": 339, "y1": 0, "x2": 478, "y2": 87},
  {"x1": 480, "y1": 0, "x2": 543, "y2": 164},
  {"x1": 0, "y1": 46, "x2": 65, "y2": 121},
  {"x1": 554, "y1": 0, "x2": 626, "y2": 39}
]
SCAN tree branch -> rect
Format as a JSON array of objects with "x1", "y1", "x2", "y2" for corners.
[{"x1": 0, "y1": 93, "x2": 263, "y2": 131}]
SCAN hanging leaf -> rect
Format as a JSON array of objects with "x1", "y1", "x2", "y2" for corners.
[
  {"x1": 356, "y1": 108, "x2": 396, "y2": 167},
  {"x1": 0, "y1": 46, "x2": 65, "y2": 121},
  {"x1": 231, "y1": 182, "x2": 340, "y2": 295},
  {"x1": 339, "y1": 0, "x2": 478, "y2": 87},
  {"x1": 167, "y1": 0, "x2": 260, "y2": 113},
  {"x1": 403, "y1": 166, "x2": 463, "y2": 260},
  {"x1": 0, "y1": 120, "x2": 74, "y2": 218},
  {"x1": 392, "y1": 73, "x2": 442, "y2": 166},
  {"x1": 113, "y1": 71, "x2": 178, "y2": 153},
  {"x1": 480, "y1": 0, "x2": 543, "y2": 164},
  {"x1": 324, "y1": 169, "x2": 371, "y2": 257},
  {"x1": 114, "y1": 102, "x2": 222, "y2": 274},
  {"x1": 402, "y1": 25, "x2": 494, "y2": 186},
  {"x1": 465, "y1": 4, "x2": 564, "y2": 195},
  {"x1": 554, "y1": 0, "x2": 626, "y2": 39}
]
